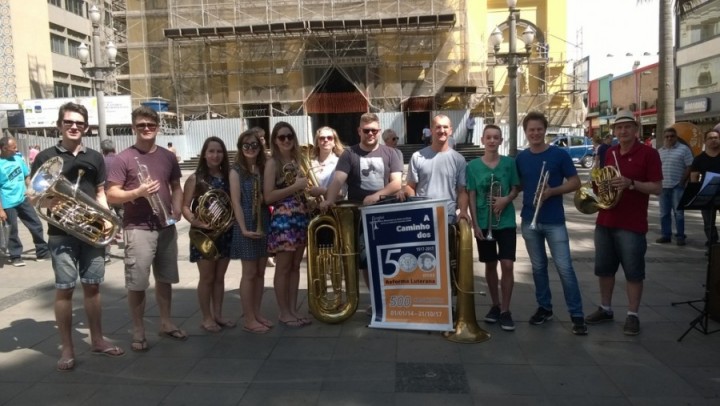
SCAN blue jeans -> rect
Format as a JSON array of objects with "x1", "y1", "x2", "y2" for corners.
[
  {"x1": 6, "y1": 198, "x2": 49, "y2": 260},
  {"x1": 659, "y1": 185, "x2": 685, "y2": 239},
  {"x1": 521, "y1": 221, "x2": 584, "y2": 317}
]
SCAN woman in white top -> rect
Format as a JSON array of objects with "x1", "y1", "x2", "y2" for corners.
[{"x1": 310, "y1": 126, "x2": 345, "y2": 200}]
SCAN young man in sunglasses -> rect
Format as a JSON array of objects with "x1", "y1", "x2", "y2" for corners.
[
  {"x1": 320, "y1": 113, "x2": 403, "y2": 314},
  {"x1": 30, "y1": 102, "x2": 124, "y2": 370},
  {"x1": 107, "y1": 106, "x2": 186, "y2": 351}
]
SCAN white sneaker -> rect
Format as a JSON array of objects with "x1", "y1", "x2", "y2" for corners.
[{"x1": 267, "y1": 257, "x2": 275, "y2": 267}]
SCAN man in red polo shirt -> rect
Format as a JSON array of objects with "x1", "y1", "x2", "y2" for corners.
[{"x1": 585, "y1": 110, "x2": 662, "y2": 336}]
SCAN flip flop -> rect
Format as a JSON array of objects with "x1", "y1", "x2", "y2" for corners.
[
  {"x1": 56, "y1": 358, "x2": 75, "y2": 372},
  {"x1": 200, "y1": 324, "x2": 222, "y2": 333},
  {"x1": 216, "y1": 319, "x2": 237, "y2": 329},
  {"x1": 279, "y1": 319, "x2": 305, "y2": 328},
  {"x1": 159, "y1": 329, "x2": 188, "y2": 341},
  {"x1": 91, "y1": 345, "x2": 125, "y2": 357},
  {"x1": 131, "y1": 338, "x2": 149, "y2": 352},
  {"x1": 297, "y1": 317, "x2": 312, "y2": 326},
  {"x1": 242, "y1": 324, "x2": 270, "y2": 334}
]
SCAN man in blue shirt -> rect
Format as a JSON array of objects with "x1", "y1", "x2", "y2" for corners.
[{"x1": 0, "y1": 136, "x2": 49, "y2": 266}]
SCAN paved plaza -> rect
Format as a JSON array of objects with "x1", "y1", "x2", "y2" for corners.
[{"x1": 0, "y1": 169, "x2": 719, "y2": 405}]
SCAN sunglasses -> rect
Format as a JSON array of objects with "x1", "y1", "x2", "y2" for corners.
[
  {"x1": 242, "y1": 142, "x2": 260, "y2": 151},
  {"x1": 277, "y1": 134, "x2": 294, "y2": 142},
  {"x1": 62, "y1": 120, "x2": 87, "y2": 129},
  {"x1": 362, "y1": 128, "x2": 380, "y2": 135},
  {"x1": 135, "y1": 123, "x2": 158, "y2": 130},
  {"x1": 317, "y1": 136, "x2": 334, "y2": 142}
]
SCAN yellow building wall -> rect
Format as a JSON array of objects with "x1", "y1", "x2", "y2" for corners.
[{"x1": 9, "y1": 0, "x2": 53, "y2": 100}]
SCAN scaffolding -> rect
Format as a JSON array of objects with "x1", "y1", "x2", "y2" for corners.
[{"x1": 121, "y1": 0, "x2": 475, "y2": 119}]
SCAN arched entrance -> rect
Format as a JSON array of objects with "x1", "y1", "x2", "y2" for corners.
[{"x1": 306, "y1": 68, "x2": 367, "y2": 146}]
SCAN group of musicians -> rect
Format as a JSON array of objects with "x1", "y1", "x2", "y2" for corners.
[{"x1": 15, "y1": 101, "x2": 670, "y2": 372}]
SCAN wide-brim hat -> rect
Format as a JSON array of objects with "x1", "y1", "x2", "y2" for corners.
[{"x1": 612, "y1": 110, "x2": 638, "y2": 127}]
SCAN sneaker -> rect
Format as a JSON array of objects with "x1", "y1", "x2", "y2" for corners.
[
  {"x1": 484, "y1": 305, "x2": 501, "y2": 323},
  {"x1": 655, "y1": 237, "x2": 671, "y2": 243},
  {"x1": 36, "y1": 255, "x2": 50, "y2": 262},
  {"x1": 11, "y1": 258, "x2": 25, "y2": 267},
  {"x1": 267, "y1": 257, "x2": 276, "y2": 267},
  {"x1": 571, "y1": 316, "x2": 588, "y2": 335},
  {"x1": 499, "y1": 311, "x2": 515, "y2": 331},
  {"x1": 624, "y1": 315, "x2": 640, "y2": 336},
  {"x1": 529, "y1": 307, "x2": 553, "y2": 325},
  {"x1": 676, "y1": 238, "x2": 686, "y2": 246},
  {"x1": 104, "y1": 255, "x2": 111, "y2": 263},
  {"x1": 585, "y1": 307, "x2": 614, "y2": 324}
]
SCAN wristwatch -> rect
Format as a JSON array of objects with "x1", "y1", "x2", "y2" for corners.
[{"x1": 628, "y1": 179, "x2": 635, "y2": 190}]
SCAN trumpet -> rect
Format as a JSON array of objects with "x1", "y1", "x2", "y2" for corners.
[
  {"x1": 486, "y1": 174, "x2": 502, "y2": 241},
  {"x1": 529, "y1": 161, "x2": 549, "y2": 230},
  {"x1": 135, "y1": 157, "x2": 176, "y2": 226}
]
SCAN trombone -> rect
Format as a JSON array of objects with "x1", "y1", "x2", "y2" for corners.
[
  {"x1": 486, "y1": 174, "x2": 502, "y2": 241},
  {"x1": 529, "y1": 161, "x2": 549, "y2": 230}
]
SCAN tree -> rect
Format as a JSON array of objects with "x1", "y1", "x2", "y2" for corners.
[{"x1": 640, "y1": 0, "x2": 700, "y2": 142}]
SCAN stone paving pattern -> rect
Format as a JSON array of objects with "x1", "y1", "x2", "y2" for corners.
[{"x1": 0, "y1": 169, "x2": 719, "y2": 405}]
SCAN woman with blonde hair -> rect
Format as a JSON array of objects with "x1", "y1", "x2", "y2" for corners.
[
  {"x1": 310, "y1": 126, "x2": 346, "y2": 200},
  {"x1": 230, "y1": 129, "x2": 273, "y2": 333},
  {"x1": 264, "y1": 122, "x2": 311, "y2": 327}
]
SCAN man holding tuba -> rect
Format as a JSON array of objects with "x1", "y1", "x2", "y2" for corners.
[
  {"x1": 585, "y1": 110, "x2": 662, "y2": 336},
  {"x1": 31, "y1": 102, "x2": 125, "y2": 371},
  {"x1": 107, "y1": 106, "x2": 186, "y2": 350},
  {"x1": 516, "y1": 111, "x2": 588, "y2": 336}
]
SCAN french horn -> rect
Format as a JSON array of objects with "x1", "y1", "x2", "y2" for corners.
[
  {"x1": 189, "y1": 186, "x2": 234, "y2": 260},
  {"x1": 29, "y1": 157, "x2": 121, "y2": 247},
  {"x1": 574, "y1": 166, "x2": 623, "y2": 215}
]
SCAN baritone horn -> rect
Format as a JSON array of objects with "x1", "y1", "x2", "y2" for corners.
[
  {"x1": 444, "y1": 218, "x2": 491, "y2": 343},
  {"x1": 29, "y1": 156, "x2": 121, "y2": 247},
  {"x1": 529, "y1": 161, "x2": 549, "y2": 230},
  {"x1": 486, "y1": 174, "x2": 502, "y2": 241},
  {"x1": 188, "y1": 184, "x2": 234, "y2": 260},
  {"x1": 307, "y1": 201, "x2": 360, "y2": 323}
]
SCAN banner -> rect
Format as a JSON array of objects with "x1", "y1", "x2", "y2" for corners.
[{"x1": 361, "y1": 198, "x2": 453, "y2": 331}]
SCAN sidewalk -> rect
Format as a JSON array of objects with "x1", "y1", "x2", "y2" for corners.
[{"x1": 0, "y1": 169, "x2": 719, "y2": 405}]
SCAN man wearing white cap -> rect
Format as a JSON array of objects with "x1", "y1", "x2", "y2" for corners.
[{"x1": 585, "y1": 110, "x2": 662, "y2": 336}]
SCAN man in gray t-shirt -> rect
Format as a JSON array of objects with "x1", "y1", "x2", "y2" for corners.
[{"x1": 398, "y1": 114, "x2": 469, "y2": 223}]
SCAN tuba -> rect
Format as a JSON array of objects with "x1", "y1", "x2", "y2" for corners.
[
  {"x1": 29, "y1": 157, "x2": 121, "y2": 247},
  {"x1": 189, "y1": 184, "x2": 234, "y2": 260},
  {"x1": 444, "y1": 219, "x2": 492, "y2": 343},
  {"x1": 486, "y1": 174, "x2": 502, "y2": 241},
  {"x1": 574, "y1": 166, "x2": 623, "y2": 215},
  {"x1": 307, "y1": 201, "x2": 360, "y2": 323}
]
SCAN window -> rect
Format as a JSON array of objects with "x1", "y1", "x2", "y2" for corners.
[
  {"x1": 72, "y1": 86, "x2": 91, "y2": 97},
  {"x1": 678, "y1": 1, "x2": 720, "y2": 48},
  {"x1": 68, "y1": 39, "x2": 81, "y2": 58},
  {"x1": 50, "y1": 34, "x2": 66, "y2": 55},
  {"x1": 48, "y1": 0, "x2": 62, "y2": 7},
  {"x1": 65, "y1": 0, "x2": 83, "y2": 17},
  {"x1": 678, "y1": 56, "x2": 720, "y2": 98},
  {"x1": 54, "y1": 82, "x2": 70, "y2": 98}
]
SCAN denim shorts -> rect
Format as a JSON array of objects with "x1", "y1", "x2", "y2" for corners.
[
  {"x1": 476, "y1": 227, "x2": 517, "y2": 262},
  {"x1": 594, "y1": 225, "x2": 647, "y2": 281},
  {"x1": 49, "y1": 235, "x2": 105, "y2": 289},
  {"x1": 124, "y1": 226, "x2": 179, "y2": 291}
]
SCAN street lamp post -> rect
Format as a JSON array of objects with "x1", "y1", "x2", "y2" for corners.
[
  {"x1": 637, "y1": 70, "x2": 652, "y2": 141},
  {"x1": 77, "y1": 4, "x2": 116, "y2": 142},
  {"x1": 490, "y1": 0, "x2": 535, "y2": 157}
]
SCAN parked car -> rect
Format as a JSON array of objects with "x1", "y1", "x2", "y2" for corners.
[{"x1": 547, "y1": 135, "x2": 595, "y2": 168}]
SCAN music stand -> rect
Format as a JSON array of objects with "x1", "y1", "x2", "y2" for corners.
[{"x1": 672, "y1": 175, "x2": 720, "y2": 341}]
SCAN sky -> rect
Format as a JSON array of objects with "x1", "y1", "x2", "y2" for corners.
[{"x1": 566, "y1": 0, "x2": 660, "y2": 79}]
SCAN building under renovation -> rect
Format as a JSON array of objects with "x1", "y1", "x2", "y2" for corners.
[{"x1": 113, "y1": 0, "x2": 580, "y2": 144}]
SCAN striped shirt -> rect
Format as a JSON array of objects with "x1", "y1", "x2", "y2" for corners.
[{"x1": 659, "y1": 143, "x2": 693, "y2": 188}]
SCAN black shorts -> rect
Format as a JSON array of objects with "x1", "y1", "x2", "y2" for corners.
[{"x1": 476, "y1": 227, "x2": 517, "y2": 262}]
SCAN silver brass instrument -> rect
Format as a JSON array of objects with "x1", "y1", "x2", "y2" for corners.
[
  {"x1": 486, "y1": 174, "x2": 502, "y2": 241},
  {"x1": 0, "y1": 220, "x2": 9, "y2": 254},
  {"x1": 135, "y1": 157, "x2": 176, "y2": 226},
  {"x1": 529, "y1": 161, "x2": 549, "y2": 230},
  {"x1": 29, "y1": 156, "x2": 121, "y2": 247},
  {"x1": 307, "y1": 201, "x2": 359, "y2": 323},
  {"x1": 189, "y1": 186, "x2": 234, "y2": 260}
]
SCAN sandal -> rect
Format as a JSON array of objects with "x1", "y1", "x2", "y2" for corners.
[
  {"x1": 131, "y1": 338, "x2": 149, "y2": 352},
  {"x1": 57, "y1": 358, "x2": 75, "y2": 372},
  {"x1": 279, "y1": 319, "x2": 305, "y2": 328}
]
